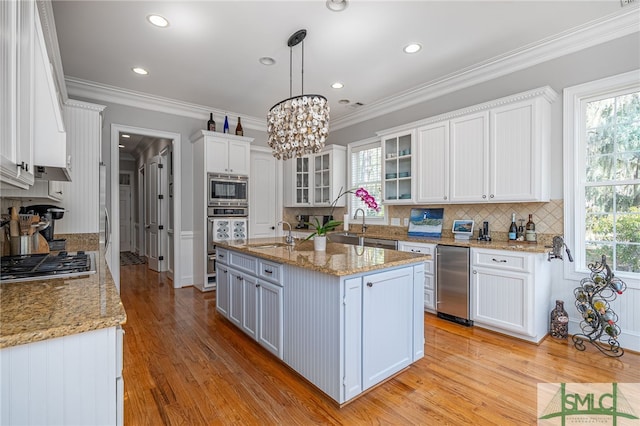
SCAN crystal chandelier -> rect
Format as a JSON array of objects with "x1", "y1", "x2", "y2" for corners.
[{"x1": 267, "y1": 29, "x2": 329, "y2": 160}]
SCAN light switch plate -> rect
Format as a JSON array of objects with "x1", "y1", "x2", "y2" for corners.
[{"x1": 391, "y1": 217, "x2": 400, "y2": 226}]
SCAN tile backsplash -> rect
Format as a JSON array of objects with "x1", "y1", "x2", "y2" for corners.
[{"x1": 284, "y1": 199, "x2": 564, "y2": 243}]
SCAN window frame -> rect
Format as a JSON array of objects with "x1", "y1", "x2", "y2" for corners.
[
  {"x1": 563, "y1": 69, "x2": 640, "y2": 288},
  {"x1": 347, "y1": 137, "x2": 387, "y2": 225}
]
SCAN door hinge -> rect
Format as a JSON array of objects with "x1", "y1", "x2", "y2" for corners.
[
  {"x1": 159, "y1": 256, "x2": 164, "y2": 261},
  {"x1": 343, "y1": 297, "x2": 347, "y2": 306},
  {"x1": 159, "y1": 225, "x2": 164, "y2": 230},
  {"x1": 158, "y1": 194, "x2": 164, "y2": 199},
  {"x1": 158, "y1": 163, "x2": 164, "y2": 169}
]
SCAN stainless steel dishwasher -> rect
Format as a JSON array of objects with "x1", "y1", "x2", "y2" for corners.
[{"x1": 436, "y1": 245, "x2": 472, "y2": 326}]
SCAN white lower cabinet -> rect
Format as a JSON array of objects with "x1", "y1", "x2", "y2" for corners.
[
  {"x1": 362, "y1": 267, "x2": 414, "y2": 390},
  {"x1": 397, "y1": 241, "x2": 437, "y2": 312},
  {"x1": 470, "y1": 248, "x2": 550, "y2": 343},
  {"x1": 0, "y1": 326, "x2": 124, "y2": 426},
  {"x1": 216, "y1": 249, "x2": 284, "y2": 358}
]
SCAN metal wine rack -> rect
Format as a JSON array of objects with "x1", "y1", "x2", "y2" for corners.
[{"x1": 572, "y1": 255, "x2": 627, "y2": 357}]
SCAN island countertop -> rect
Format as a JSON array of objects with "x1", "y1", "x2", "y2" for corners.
[
  {"x1": 0, "y1": 250, "x2": 127, "y2": 349},
  {"x1": 216, "y1": 237, "x2": 431, "y2": 276}
]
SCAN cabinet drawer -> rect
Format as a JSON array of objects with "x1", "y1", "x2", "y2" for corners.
[
  {"x1": 216, "y1": 248, "x2": 229, "y2": 265},
  {"x1": 229, "y1": 250, "x2": 257, "y2": 274},
  {"x1": 258, "y1": 259, "x2": 283, "y2": 285},
  {"x1": 472, "y1": 249, "x2": 531, "y2": 273},
  {"x1": 424, "y1": 273, "x2": 435, "y2": 291},
  {"x1": 398, "y1": 242, "x2": 435, "y2": 257}
]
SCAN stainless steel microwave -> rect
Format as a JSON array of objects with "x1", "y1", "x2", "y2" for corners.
[{"x1": 208, "y1": 173, "x2": 248, "y2": 206}]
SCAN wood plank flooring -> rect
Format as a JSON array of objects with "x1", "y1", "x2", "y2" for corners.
[{"x1": 120, "y1": 264, "x2": 639, "y2": 425}]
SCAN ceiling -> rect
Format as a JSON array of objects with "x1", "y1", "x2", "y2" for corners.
[{"x1": 52, "y1": 0, "x2": 630, "y2": 134}]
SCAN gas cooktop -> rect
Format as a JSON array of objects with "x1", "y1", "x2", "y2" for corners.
[{"x1": 0, "y1": 251, "x2": 96, "y2": 283}]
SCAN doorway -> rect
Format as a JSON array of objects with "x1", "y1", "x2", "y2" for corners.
[{"x1": 108, "y1": 124, "x2": 182, "y2": 290}]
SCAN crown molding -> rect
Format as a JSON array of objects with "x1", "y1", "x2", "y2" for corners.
[
  {"x1": 65, "y1": 99, "x2": 106, "y2": 112},
  {"x1": 331, "y1": 5, "x2": 640, "y2": 131},
  {"x1": 65, "y1": 5, "x2": 639, "y2": 134},
  {"x1": 65, "y1": 78, "x2": 267, "y2": 132}
]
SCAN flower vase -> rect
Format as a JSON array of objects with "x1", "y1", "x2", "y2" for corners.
[
  {"x1": 550, "y1": 300, "x2": 569, "y2": 339},
  {"x1": 314, "y1": 235, "x2": 327, "y2": 251}
]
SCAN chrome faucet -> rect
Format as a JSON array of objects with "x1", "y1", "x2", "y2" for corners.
[
  {"x1": 354, "y1": 208, "x2": 367, "y2": 233},
  {"x1": 278, "y1": 221, "x2": 295, "y2": 245}
]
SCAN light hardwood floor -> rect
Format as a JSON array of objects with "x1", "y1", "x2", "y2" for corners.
[{"x1": 120, "y1": 264, "x2": 639, "y2": 425}]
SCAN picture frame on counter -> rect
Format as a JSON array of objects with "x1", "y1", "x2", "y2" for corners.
[{"x1": 452, "y1": 220, "x2": 474, "y2": 240}]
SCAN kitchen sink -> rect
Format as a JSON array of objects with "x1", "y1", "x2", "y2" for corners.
[
  {"x1": 328, "y1": 232, "x2": 398, "y2": 250},
  {"x1": 328, "y1": 232, "x2": 363, "y2": 246},
  {"x1": 248, "y1": 242, "x2": 293, "y2": 249}
]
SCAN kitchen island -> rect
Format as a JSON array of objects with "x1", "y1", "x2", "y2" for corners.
[{"x1": 215, "y1": 237, "x2": 430, "y2": 405}]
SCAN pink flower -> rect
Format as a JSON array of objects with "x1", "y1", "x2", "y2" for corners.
[{"x1": 355, "y1": 187, "x2": 368, "y2": 198}]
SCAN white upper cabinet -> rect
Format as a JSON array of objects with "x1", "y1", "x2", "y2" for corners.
[
  {"x1": 1, "y1": 0, "x2": 35, "y2": 188},
  {"x1": 389, "y1": 86, "x2": 556, "y2": 205},
  {"x1": 449, "y1": 112, "x2": 490, "y2": 203},
  {"x1": 416, "y1": 122, "x2": 449, "y2": 203},
  {"x1": 283, "y1": 144, "x2": 346, "y2": 207},
  {"x1": 380, "y1": 130, "x2": 415, "y2": 204},
  {"x1": 489, "y1": 98, "x2": 550, "y2": 202},
  {"x1": 198, "y1": 131, "x2": 251, "y2": 175}
]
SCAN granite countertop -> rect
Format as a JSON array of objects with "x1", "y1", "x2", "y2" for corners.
[
  {"x1": 217, "y1": 237, "x2": 431, "y2": 276},
  {"x1": 0, "y1": 250, "x2": 127, "y2": 349}
]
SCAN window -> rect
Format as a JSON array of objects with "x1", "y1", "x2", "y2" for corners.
[
  {"x1": 349, "y1": 139, "x2": 385, "y2": 223},
  {"x1": 564, "y1": 70, "x2": 639, "y2": 285}
]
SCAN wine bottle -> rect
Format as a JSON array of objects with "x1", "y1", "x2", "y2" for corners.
[
  {"x1": 525, "y1": 214, "x2": 536, "y2": 243},
  {"x1": 207, "y1": 113, "x2": 216, "y2": 131},
  {"x1": 223, "y1": 115, "x2": 229, "y2": 134},
  {"x1": 235, "y1": 117, "x2": 243, "y2": 136},
  {"x1": 508, "y1": 213, "x2": 517, "y2": 241}
]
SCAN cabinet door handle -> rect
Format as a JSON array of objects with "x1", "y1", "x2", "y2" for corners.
[
  {"x1": 256, "y1": 284, "x2": 260, "y2": 288},
  {"x1": 237, "y1": 276, "x2": 243, "y2": 281},
  {"x1": 219, "y1": 254, "x2": 225, "y2": 258},
  {"x1": 492, "y1": 258, "x2": 507, "y2": 263},
  {"x1": 366, "y1": 282, "x2": 373, "y2": 287},
  {"x1": 264, "y1": 269, "x2": 273, "y2": 274}
]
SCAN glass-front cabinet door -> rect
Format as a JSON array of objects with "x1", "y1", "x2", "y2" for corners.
[
  {"x1": 295, "y1": 157, "x2": 310, "y2": 205},
  {"x1": 314, "y1": 152, "x2": 331, "y2": 205},
  {"x1": 382, "y1": 130, "x2": 414, "y2": 204}
]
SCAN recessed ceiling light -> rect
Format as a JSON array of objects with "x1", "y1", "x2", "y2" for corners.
[
  {"x1": 403, "y1": 43, "x2": 422, "y2": 54},
  {"x1": 119, "y1": 144, "x2": 125, "y2": 148},
  {"x1": 259, "y1": 57, "x2": 276, "y2": 66},
  {"x1": 326, "y1": 0, "x2": 348, "y2": 12},
  {"x1": 132, "y1": 67, "x2": 149, "y2": 75},
  {"x1": 147, "y1": 14, "x2": 169, "y2": 28},
  {"x1": 331, "y1": 82, "x2": 344, "y2": 89},
  {"x1": 121, "y1": 134, "x2": 130, "y2": 138},
  {"x1": 338, "y1": 99, "x2": 350, "y2": 105}
]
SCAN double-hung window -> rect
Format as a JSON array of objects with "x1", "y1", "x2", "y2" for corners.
[
  {"x1": 349, "y1": 138, "x2": 385, "y2": 223},
  {"x1": 564, "y1": 70, "x2": 640, "y2": 286}
]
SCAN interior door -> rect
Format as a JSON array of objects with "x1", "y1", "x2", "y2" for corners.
[
  {"x1": 249, "y1": 150, "x2": 279, "y2": 238},
  {"x1": 119, "y1": 185, "x2": 131, "y2": 252},
  {"x1": 146, "y1": 155, "x2": 160, "y2": 271}
]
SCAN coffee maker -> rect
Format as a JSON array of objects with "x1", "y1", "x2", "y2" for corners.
[{"x1": 22, "y1": 204, "x2": 67, "y2": 250}]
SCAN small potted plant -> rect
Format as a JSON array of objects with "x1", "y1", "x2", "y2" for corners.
[
  {"x1": 305, "y1": 187, "x2": 380, "y2": 251},
  {"x1": 305, "y1": 217, "x2": 343, "y2": 251}
]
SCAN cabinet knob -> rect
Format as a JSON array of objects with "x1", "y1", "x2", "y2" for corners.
[
  {"x1": 271, "y1": 226, "x2": 275, "y2": 230},
  {"x1": 256, "y1": 284, "x2": 260, "y2": 288},
  {"x1": 490, "y1": 194, "x2": 495, "y2": 198},
  {"x1": 366, "y1": 282, "x2": 373, "y2": 287},
  {"x1": 473, "y1": 270, "x2": 477, "y2": 274},
  {"x1": 237, "y1": 276, "x2": 243, "y2": 281},
  {"x1": 443, "y1": 196, "x2": 447, "y2": 200},
  {"x1": 229, "y1": 169, "x2": 233, "y2": 173},
  {"x1": 482, "y1": 195, "x2": 487, "y2": 199}
]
